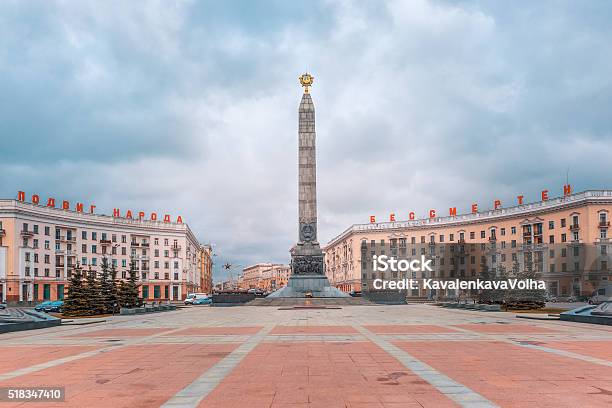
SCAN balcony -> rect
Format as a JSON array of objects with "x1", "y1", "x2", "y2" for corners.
[
  {"x1": 171, "y1": 245, "x2": 182, "y2": 251},
  {"x1": 130, "y1": 242, "x2": 140, "y2": 247},
  {"x1": 55, "y1": 235, "x2": 76, "y2": 242},
  {"x1": 599, "y1": 221, "x2": 610, "y2": 228},
  {"x1": 21, "y1": 230, "x2": 34, "y2": 237},
  {"x1": 569, "y1": 224, "x2": 580, "y2": 231},
  {"x1": 141, "y1": 243, "x2": 150, "y2": 248},
  {"x1": 0, "y1": 229, "x2": 5, "y2": 237},
  {"x1": 100, "y1": 239, "x2": 112, "y2": 245}
]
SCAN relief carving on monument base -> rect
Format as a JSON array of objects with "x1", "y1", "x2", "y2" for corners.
[{"x1": 291, "y1": 254, "x2": 324, "y2": 276}]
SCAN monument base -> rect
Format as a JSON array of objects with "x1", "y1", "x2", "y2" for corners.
[{"x1": 267, "y1": 275, "x2": 350, "y2": 298}]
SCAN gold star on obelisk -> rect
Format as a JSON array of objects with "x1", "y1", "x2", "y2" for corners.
[{"x1": 299, "y1": 73, "x2": 314, "y2": 93}]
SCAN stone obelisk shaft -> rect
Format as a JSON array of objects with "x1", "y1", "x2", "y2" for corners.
[{"x1": 298, "y1": 92, "x2": 318, "y2": 243}]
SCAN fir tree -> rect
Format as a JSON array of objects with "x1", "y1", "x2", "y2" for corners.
[
  {"x1": 99, "y1": 257, "x2": 115, "y2": 314},
  {"x1": 109, "y1": 263, "x2": 119, "y2": 313},
  {"x1": 85, "y1": 267, "x2": 102, "y2": 315},
  {"x1": 63, "y1": 264, "x2": 89, "y2": 316},
  {"x1": 118, "y1": 260, "x2": 140, "y2": 308}
]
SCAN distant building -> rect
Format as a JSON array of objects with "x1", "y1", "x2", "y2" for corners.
[
  {"x1": 0, "y1": 198, "x2": 204, "y2": 302},
  {"x1": 240, "y1": 263, "x2": 290, "y2": 292},
  {"x1": 324, "y1": 190, "x2": 612, "y2": 298},
  {"x1": 198, "y1": 244, "x2": 213, "y2": 294}
]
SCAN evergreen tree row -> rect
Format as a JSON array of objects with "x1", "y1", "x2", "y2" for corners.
[{"x1": 63, "y1": 258, "x2": 141, "y2": 317}]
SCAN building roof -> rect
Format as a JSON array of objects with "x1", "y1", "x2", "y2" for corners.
[{"x1": 324, "y1": 190, "x2": 612, "y2": 249}]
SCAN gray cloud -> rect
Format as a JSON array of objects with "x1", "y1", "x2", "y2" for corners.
[{"x1": 1, "y1": 0, "x2": 611, "y2": 281}]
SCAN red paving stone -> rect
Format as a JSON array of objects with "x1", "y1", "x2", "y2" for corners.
[
  {"x1": 395, "y1": 340, "x2": 612, "y2": 407},
  {"x1": 270, "y1": 325, "x2": 359, "y2": 335},
  {"x1": 64, "y1": 328, "x2": 176, "y2": 338},
  {"x1": 165, "y1": 326, "x2": 262, "y2": 336},
  {"x1": 455, "y1": 323, "x2": 561, "y2": 334},
  {"x1": 0, "y1": 344, "x2": 237, "y2": 408},
  {"x1": 0, "y1": 346, "x2": 98, "y2": 375},
  {"x1": 364, "y1": 325, "x2": 459, "y2": 334},
  {"x1": 538, "y1": 340, "x2": 612, "y2": 361},
  {"x1": 199, "y1": 341, "x2": 458, "y2": 408}
]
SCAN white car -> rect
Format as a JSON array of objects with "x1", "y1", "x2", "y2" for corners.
[{"x1": 184, "y1": 293, "x2": 209, "y2": 305}]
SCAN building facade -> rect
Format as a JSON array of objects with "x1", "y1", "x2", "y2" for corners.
[
  {"x1": 198, "y1": 244, "x2": 213, "y2": 295},
  {"x1": 239, "y1": 263, "x2": 290, "y2": 292},
  {"x1": 0, "y1": 199, "x2": 202, "y2": 302},
  {"x1": 324, "y1": 190, "x2": 612, "y2": 299}
]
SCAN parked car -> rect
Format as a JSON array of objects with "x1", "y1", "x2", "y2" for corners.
[
  {"x1": 34, "y1": 301, "x2": 54, "y2": 311},
  {"x1": 192, "y1": 296, "x2": 212, "y2": 305},
  {"x1": 545, "y1": 294, "x2": 557, "y2": 303},
  {"x1": 185, "y1": 293, "x2": 209, "y2": 305},
  {"x1": 0, "y1": 301, "x2": 6, "y2": 310},
  {"x1": 44, "y1": 301, "x2": 64, "y2": 313},
  {"x1": 349, "y1": 290, "x2": 362, "y2": 297},
  {"x1": 589, "y1": 284, "x2": 612, "y2": 305}
]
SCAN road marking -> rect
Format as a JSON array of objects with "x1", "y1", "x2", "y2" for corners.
[
  {"x1": 0, "y1": 327, "x2": 187, "y2": 382},
  {"x1": 444, "y1": 324, "x2": 612, "y2": 368},
  {"x1": 160, "y1": 325, "x2": 275, "y2": 408},
  {"x1": 355, "y1": 325, "x2": 498, "y2": 408}
]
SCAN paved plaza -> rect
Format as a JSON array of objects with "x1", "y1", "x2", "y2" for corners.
[{"x1": 0, "y1": 305, "x2": 611, "y2": 408}]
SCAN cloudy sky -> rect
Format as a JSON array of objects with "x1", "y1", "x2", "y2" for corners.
[{"x1": 1, "y1": 0, "x2": 611, "y2": 281}]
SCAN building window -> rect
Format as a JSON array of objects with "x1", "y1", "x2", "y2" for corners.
[
  {"x1": 44, "y1": 254, "x2": 50, "y2": 263},
  {"x1": 602, "y1": 261, "x2": 608, "y2": 271},
  {"x1": 572, "y1": 231, "x2": 579, "y2": 241},
  {"x1": 122, "y1": 247, "x2": 127, "y2": 255},
  {"x1": 33, "y1": 224, "x2": 38, "y2": 234},
  {"x1": 82, "y1": 244, "x2": 87, "y2": 253},
  {"x1": 22, "y1": 223, "x2": 28, "y2": 232},
  {"x1": 164, "y1": 250, "x2": 169, "y2": 257},
  {"x1": 92, "y1": 245, "x2": 97, "y2": 254},
  {"x1": 92, "y1": 232, "x2": 97, "y2": 240},
  {"x1": 439, "y1": 235, "x2": 444, "y2": 243},
  {"x1": 449, "y1": 234, "x2": 454, "y2": 241},
  {"x1": 45, "y1": 226, "x2": 50, "y2": 236},
  {"x1": 164, "y1": 262, "x2": 169, "y2": 269},
  {"x1": 154, "y1": 272, "x2": 159, "y2": 279},
  {"x1": 112, "y1": 234, "x2": 117, "y2": 243},
  {"x1": 154, "y1": 261, "x2": 159, "y2": 268},
  {"x1": 602, "y1": 245, "x2": 607, "y2": 255},
  {"x1": 34, "y1": 267, "x2": 39, "y2": 276},
  {"x1": 121, "y1": 235, "x2": 126, "y2": 243},
  {"x1": 602, "y1": 229, "x2": 608, "y2": 239},
  {"x1": 561, "y1": 218, "x2": 566, "y2": 228},
  {"x1": 154, "y1": 249, "x2": 159, "y2": 257},
  {"x1": 82, "y1": 257, "x2": 87, "y2": 265},
  {"x1": 154, "y1": 238, "x2": 159, "y2": 245},
  {"x1": 561, "y1": 233, "x2": 567, "y2": 243},
  {"x1": 164, "y1": 239, "x2": 169, "y2": 246},
  {"x1": 511, "y1": 226, "x2": 516, "y2": 234},
  {"x1": 549, "y1": 235, "x2": 554, "y2": 244},
  {"x1": 121, "y1": 260, "x2": 127, "y2": 268},
  {"x1": 92, "y1": 258, "x2": 97, "y2": 266},
  {"x1": 549, "y1": 221, "x2": 554, "y2": 229},
  {"x1": 174, "y1": 261, "x2": 179, "y2": 269},
  {"x1": 164, "y1": 273, "x2": 169, "y2": 280},
  {"x1": 25, "y1": 266, "x2": 30, "y2": 276},
  {"x1": 572, "y1": 215, "x2": 579, "y2": 228},
  {"x1": 44, "y1": 240, "x2": 50, "y2": 249},
  {"x1": 82, "y1": 231, "x2": 87, "y2": 240},
  {"x1": 174, "y1": 273, "x2": 179, "y2": 280},
  {"x1": 470, "y1": 232, "x2": 475, "y2": 239}
]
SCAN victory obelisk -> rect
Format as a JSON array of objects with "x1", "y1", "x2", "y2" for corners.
[{"x1": 268, "y1": 73, "x2": 348, "y2": 298}]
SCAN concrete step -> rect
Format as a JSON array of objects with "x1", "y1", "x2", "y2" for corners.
[{"x1": 246, "y1": 297, "x2": 375, "y2": 306}]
